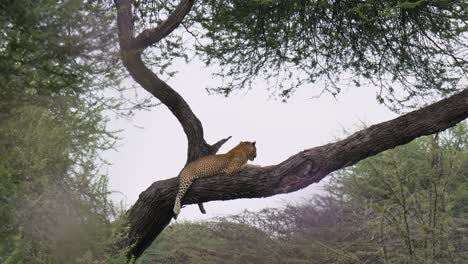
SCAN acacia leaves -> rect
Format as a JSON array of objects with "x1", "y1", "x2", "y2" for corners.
[{"x1": 190, "y1": 0, "x2": 467, "y2": 108}]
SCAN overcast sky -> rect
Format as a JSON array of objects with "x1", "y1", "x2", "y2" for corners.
[{"x1": 102, "y1": 60, "x2": 396, "y2": 221}]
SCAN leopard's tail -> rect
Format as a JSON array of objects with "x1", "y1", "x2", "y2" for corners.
[{"x1": 173, "y1": 173, "x2": 193, "y2": 219}]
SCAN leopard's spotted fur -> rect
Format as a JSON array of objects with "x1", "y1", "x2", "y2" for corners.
[{"x1": 173, "y1": 141, "x2": 257, "y2": 219}]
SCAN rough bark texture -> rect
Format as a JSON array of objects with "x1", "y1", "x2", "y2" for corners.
[{"x1": 113, "y1": 0, "x2": 468, "y2": 260}]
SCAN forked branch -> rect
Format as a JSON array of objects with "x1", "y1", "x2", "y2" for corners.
[
  {"x1": 133, "y1": 0, "x2": 194, "y2": 50},
  {"x1": 114, "y1": 0, "x2": 225, "y2": 226},
  {"x1": 114, "y1": 0, "x2": 222, "y2": 162}
]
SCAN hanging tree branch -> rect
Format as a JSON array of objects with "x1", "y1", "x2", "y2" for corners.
[{"x1": 112, "y1": 0, "x2": 468, "y2": 260}]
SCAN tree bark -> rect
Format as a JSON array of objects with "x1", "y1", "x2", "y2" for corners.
[{"x1": 112, "y1": 0, "x2": 468, "y2": 260}]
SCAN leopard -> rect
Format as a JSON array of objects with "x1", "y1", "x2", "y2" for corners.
[{"x1": 173, "y1": 141, "x2": 258, "y2": 219}]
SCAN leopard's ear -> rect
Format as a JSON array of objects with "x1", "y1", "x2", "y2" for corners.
[{"x1": 252, "y1": 141, "x2": 256, "y2": 146}]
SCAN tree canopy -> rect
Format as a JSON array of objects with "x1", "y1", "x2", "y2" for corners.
[{"x1": 132, "y1": 0, "x2": 468, "y2": 108}]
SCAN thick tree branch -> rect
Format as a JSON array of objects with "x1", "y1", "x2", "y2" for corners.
[
  {"x1": 114, "y1": 0, "x2": 134, "y2": 50},
  {"x1": 114, "y1": 0, "x2": 223, "y2": 162},
  {"x1": 125, "y1": 89, "x2": 468, "y2": 259},
  {"x1": 120, "y1": 53, "x2": 212, "y2": 161}
]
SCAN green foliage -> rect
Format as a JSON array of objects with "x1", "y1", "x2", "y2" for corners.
[
  {"x1": 139, "y1": 221, "x2": 329, "y2": 264},
  {"x1": 0, "y1": 0, "x2": 152, "y2": 118},
  {"x1": 129, "y1": 0, "x2": 468, "y2": 108},
  {"x1": 330, "y1": 123, "x2": 468, "y2": 263},
  {"x1": 191, "y1": 0, "x2": 467, "y2": 107},
  {"x1": 0, "y1": 102, "x2": 120, "y2": 263},
  {"x1": 140, "y1": 208, "x2": 369, "y2": 263},
  {"x1": 0, "y1": 1, "x2": 134, "y2": 263}
]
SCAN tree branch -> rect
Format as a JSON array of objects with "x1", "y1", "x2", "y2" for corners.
[
  {"x1": 211, "y1": 136, "x2": 232, "y2": 153},
  {"x1": 133, "y1": 0, "x2": 194, "y2": 50},
  {"x1": 125, "y1": 89, "x2": 468, "y2": 259},
  {"x1": 120, "y1": 53, "x2": 212, "y2": 161},
  {"x1": 114, "y1": 0, "x2": 221, "y2": 162},
  {"x1": 114, "y1": 0, "x2": 134, "y2": 50}
]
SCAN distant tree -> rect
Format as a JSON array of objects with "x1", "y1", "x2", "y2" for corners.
[
  {"x1": 111, "y1": 0, "x2": 468, "y2": 259},
  {"x1": 0, "y1": 104, "x2": 115, "y2": 263},
  {"x1": 329, "y1": 122, "x2": 468, "y2": 263},
  {"x1": 0, "y1": 0, "x2": 130, "y2": 262},
  {"x1": 140, "y1": 222, "x2": 286, "y2": 264},
  {"x1": 0, "y1": 0, "x2": 148, "y2": 119}
]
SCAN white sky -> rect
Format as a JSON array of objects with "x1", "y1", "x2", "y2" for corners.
[{"x1": 102, "y1": 60, "x2": 396, "y2": 221}]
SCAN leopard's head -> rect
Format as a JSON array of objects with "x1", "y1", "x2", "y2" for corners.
[{"x1": 240, "y1": 141, "x2": 257, "y2": 161}]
